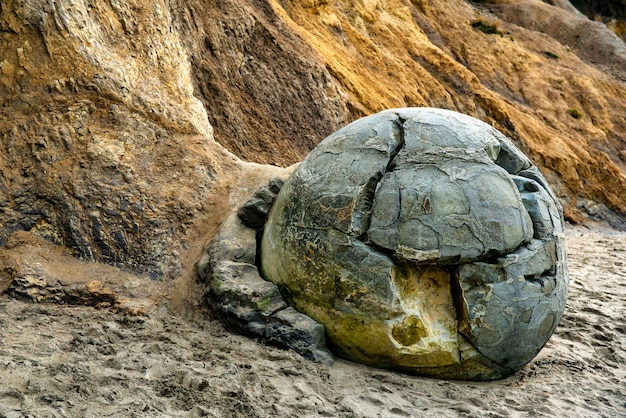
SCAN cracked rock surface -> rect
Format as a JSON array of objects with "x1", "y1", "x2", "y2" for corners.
[
  {"x1": 198, "y1": 179, "x2": 334, "y2": 365},
  {"x1": 261, "y1": 108, "x2": 568, "y2": 380}
]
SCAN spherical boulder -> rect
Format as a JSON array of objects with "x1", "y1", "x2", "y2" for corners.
[{"x1": 260, "y1": 108, "x2": 568, "y2": 380}]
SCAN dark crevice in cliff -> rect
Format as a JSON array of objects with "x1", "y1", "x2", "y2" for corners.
[{"x1": 569, "y1": 0, "x2": 626, "y2": 20}]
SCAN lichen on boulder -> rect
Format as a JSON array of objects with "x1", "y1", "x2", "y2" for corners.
[{"x1": 261, "y1": 107, "x2": 568, "y2": 381}]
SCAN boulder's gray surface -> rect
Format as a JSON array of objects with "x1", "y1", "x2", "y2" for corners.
[
  {"x1": 198, "y1": 181, "x2": 333, "y2": 364},
  {"x1": 261, "y1": 108, "x2": 568, "y2": 380}
]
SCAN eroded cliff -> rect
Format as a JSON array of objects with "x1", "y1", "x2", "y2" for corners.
[
  {"x1": 0, "y1": 0, "x2": 625, "y2": 282},
  {"x1": 269, "y1": 0, "x2": 626, "y2": 226},
  {"x1": 0, "y1": 0, "x2": 241, "y2": 281}
]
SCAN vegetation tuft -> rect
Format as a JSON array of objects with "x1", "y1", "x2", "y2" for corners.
[
  {"x1": 471, "y1": 19, "x2": 503, "y2": 36},
  {"x1": 544, "y1": 51, "x2": 560, "y2": 59},
  {"x1": 567, "y1": 108, "x2": 584, "y2": 119}
]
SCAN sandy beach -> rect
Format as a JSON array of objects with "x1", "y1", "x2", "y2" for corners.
[{"x1": 0, "y1": 225, "x2": 624, "y2": 417}]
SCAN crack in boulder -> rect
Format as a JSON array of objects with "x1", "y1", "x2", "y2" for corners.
[
  {"x1": 350, "y1": 114, "x2": 407, "y2": 240},
  {"x1": 235, "y1": 108, "x2": 568, "y2": 380}
]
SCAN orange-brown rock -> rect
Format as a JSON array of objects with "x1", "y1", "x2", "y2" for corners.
[
  {"x1": 270, "y1": 0, "x2": 626, "y2": 227},
  {"x1": 0, "y1": 231, "x2": 157, "y2": 314},
  {"x1": 0, "y1": 0, "x2": 624, "y2": 284}
]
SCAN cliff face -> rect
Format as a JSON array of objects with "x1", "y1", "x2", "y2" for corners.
[
  {"x1": 0, "y1": 0, "x2": 240, "y2": 279},
  {"x1": 174, "y1": 0, "x2": 352, "y2": 165},
  {"x1": 268, "y1": 0, "x2": 626, "y2": 225},
  {"x1": 0, "y1": 0, "x2": 625, "y2": 280}
]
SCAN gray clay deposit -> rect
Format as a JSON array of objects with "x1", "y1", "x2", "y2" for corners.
[{"x1": 260, "y1": 108, "x2": 569, "y2": 380}]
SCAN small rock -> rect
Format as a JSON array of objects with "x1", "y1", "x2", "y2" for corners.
[
  {"x1": 200, "y1": 177, "x2": 333, "y2": 364},
  {"x1": 237, "y1": 178, "x2": 284, "y2": 229}
]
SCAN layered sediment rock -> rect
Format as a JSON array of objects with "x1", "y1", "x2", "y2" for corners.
[
  {"x1": 0, "y1": 0, "x2": 240, "y2": 281},
  {"x1": 198, "y1": 177, "x2": 334, "y2": 364},
  {"x1": 0, "y1": 0, "x2": 624, "y2": 287}
]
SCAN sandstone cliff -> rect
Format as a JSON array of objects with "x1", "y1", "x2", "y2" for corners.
[
  {"x1": 0, "y1": 0, "x2": 625, "y2": 283},
  {"x1": 269, "y1": 0, "x2": 626, "y2": 226}
]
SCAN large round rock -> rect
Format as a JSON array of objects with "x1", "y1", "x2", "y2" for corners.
[{"x1": 261, "y1": 108, "x2": 568, "y2": 380}]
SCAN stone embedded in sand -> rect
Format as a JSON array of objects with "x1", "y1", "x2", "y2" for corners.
[
  {"x1": 261, "y1": 107, "x2": 569, "y2": 381},
  {"x1": 198, "y1": 180, "x2": 334, "y2": 365}
]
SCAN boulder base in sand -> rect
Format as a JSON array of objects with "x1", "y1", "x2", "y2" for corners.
[{"x1": 261, "y1": 108, "x2": 568, "y2": 381}]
